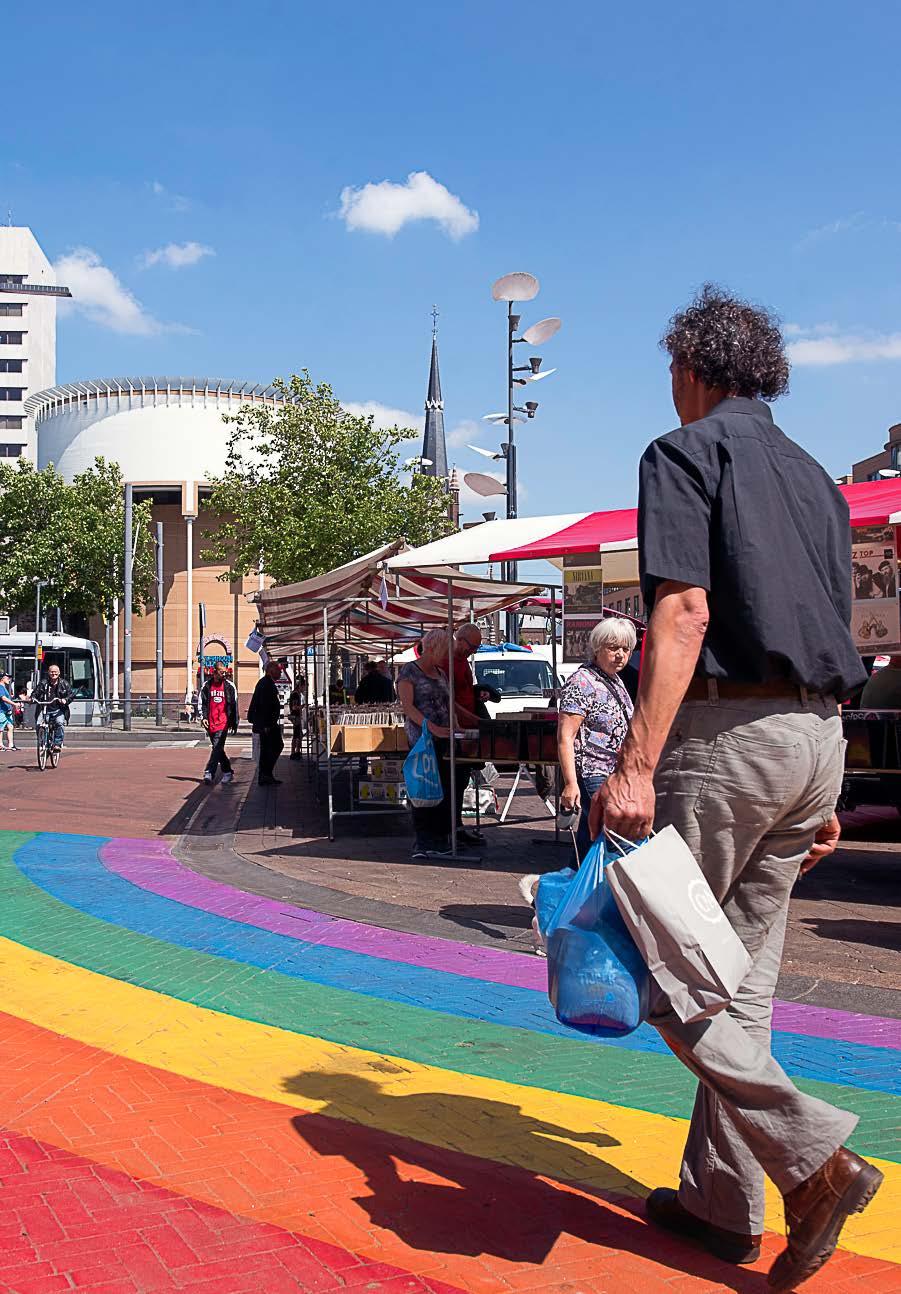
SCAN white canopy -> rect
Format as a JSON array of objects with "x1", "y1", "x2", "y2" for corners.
[{"x1": 384, "y1": 514, "x2": 586, "y2": 570}]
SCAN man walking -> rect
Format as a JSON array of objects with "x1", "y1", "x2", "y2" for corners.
[
  {"x1": 200, "y1": 662, "x2": 238, "y2": 785},
  {"x1": 595, "y1": 286, "x2": 882, "y2": 1291},
  {"x1": 248, "y1": 659, "x2": 284, "y2": 787}
]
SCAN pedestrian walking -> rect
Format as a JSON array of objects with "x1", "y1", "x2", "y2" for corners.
[
  {"x1": 248, "y1": 660, "x2": 284, "y2": 786},
  {"x1": 0, "y1": 671, "x2": 17, "y2": 751},
  {"x1": 557, "y1": 617, "x2": 636, "y2": 860},
  {"x1": 200, "y1": 662, "x2": 238, "y2": 785},
  {"x1": 594, "y1": 285, "x2": 882, "y2": 1291}
]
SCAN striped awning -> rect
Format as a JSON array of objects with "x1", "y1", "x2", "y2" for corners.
[{"x1": 252, "y1": 543, "x2": 542, "y2": 654}]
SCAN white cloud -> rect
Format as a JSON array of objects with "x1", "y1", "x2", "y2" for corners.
[
  {"x1": 53, "y1": 248, "x2": 163, "y2": 335},
  {"x1": 342, "y1": 400, "x2": 420, "y2": 431},
  {"x1": 797, "y1": 212, "x2": 866, "y2": 248},
  {"x1": 150, "y1": 179, "x2": 193, "y2": 213},
  {"x1": 338, "y1": 170, "x2": 479, "y2": 240},
  {"x1": 140, "y1": 241, "x2": 214, "y2": 269},
  {"x1": 446, "y1": 418, "x2": 481, "y2": 449},
  {"x1": 788, "y1": 329, "x2": 901, "y2": 366}
]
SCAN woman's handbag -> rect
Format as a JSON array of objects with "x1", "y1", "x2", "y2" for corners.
[
  {"x1": 542, "y1": 837, "x2": 650, "y2": 1037},
  {"x1": 604, "y1": 826, "x2": 752, "y2": 1023},
  {"x1": 403, "y1": 721, "x2": 444, "y2": 808}
]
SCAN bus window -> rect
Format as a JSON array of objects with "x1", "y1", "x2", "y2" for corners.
[{"x1": 68, "y1": 651, "x2": 95, "y2": 698}]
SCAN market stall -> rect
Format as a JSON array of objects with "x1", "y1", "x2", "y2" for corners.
[{"x1": 252, "y1": 542, "x2": 542, "y2": 846}]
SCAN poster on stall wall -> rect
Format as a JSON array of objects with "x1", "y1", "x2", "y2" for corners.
[
  {"x1": 563, "y1": 555, "x2": 604, "y2": 662},
  {"x1": 563, "y1": 617, "x2": 599, "y2": 664},
  {"x1": 563, "y1": 555, "x2": 605, "y2": 616},
  {"x1": 851, "y1": 524, "x2": 901, "y2": 652}
]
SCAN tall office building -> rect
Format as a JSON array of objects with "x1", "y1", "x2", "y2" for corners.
[{"x1": 0, "y1": 227, "x2": 70, "y2": 462}]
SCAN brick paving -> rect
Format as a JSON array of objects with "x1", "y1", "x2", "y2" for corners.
[{"x1": 0, "y1": 745, "x2": 897, "y2": 1292}]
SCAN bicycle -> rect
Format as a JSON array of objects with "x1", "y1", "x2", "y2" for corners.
[{"x1": 34, "y1": 698, "x2": 64, "y2": 771}]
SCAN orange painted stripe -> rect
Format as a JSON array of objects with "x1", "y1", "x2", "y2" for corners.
[{"x1": 0, "y1": 1009, "x2": 894, "y2": 1293}]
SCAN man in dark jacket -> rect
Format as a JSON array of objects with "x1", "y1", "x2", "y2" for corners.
[
  {"x1": 247, "y1": 660, "x2": 284, "y2": 786},
  {"x1": 354, "y1": 660, "x2": 395, "y2": 705},
  {"x1": 199, "y1": 663, "x2": 239, "y2": 785}
]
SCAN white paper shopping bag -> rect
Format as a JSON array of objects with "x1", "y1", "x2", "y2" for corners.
[{"x1": 604, "y1": 825, "x2": 751, "y2": 1023}]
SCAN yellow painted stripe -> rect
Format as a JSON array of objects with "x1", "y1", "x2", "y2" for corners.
[{"x1": 0, "y1": 934, "x2": 897, "y2": 1265}]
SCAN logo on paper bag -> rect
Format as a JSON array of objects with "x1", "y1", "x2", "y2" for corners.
[{"x1": 688, "y1": 878, "x2": 724, "y2": 924}]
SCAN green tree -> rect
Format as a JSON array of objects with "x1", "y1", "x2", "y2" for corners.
[
  {"x1": 0, "y1": 458, "x2": 155, "y2": 619},
  {"x1": 202, "y1": 372, "x2": 453, "y2": 583}
]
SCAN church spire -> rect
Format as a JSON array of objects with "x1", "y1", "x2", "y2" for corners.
[{"x1": 422, "y1": 306, "x2": 448, "y2": 478}]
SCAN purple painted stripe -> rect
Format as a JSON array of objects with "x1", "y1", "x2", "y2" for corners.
[{"x1": 100, "y1": 837, "x2": 901, "y2": 1051}]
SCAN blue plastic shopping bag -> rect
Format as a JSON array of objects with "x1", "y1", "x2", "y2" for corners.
[
  {"x1": 544, "y1": 836, "x2": 649, "y2": 1037},
  {"x1": 403, "y1": 722, "x2": 444, "y2": 808}
]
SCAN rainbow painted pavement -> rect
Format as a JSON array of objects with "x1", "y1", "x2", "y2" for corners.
[{"x1": 0, "y1": 829, "x2": 899, "y2": 1293}]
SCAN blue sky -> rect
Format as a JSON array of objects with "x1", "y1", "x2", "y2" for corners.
[{"x1": 4, "y1": 1, "x2": 901, "y2": 523}]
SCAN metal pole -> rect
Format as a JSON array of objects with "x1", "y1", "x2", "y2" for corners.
[
  {"x1": 103, "y1": 616, "x2": 111, "y2": 710},
  {"x1": 33, "y1": 581, "x2": 43, "y2": 688},
  {"x1": 506, "y1": 300, "x2": 518, "y2": 642},
  {"x1": 155, "y1": 521, "x2": 164, "y2": 726},
  {"x1": 112, "y1": 595, "x2": 120, "y2": 702},
  {"x1": 185, "y1": 514, "x2": 194, "y2": 703},
  {"x1": 550, "y1": 584, "x2": 560, "y2": 844},
  {"x1": 123, "y1": 483, "x2": 133, "y2": 732},
  {"x1": 323, "y1": 606, "x2": 335, "y2": 841},
  {"x1": 447, "y1": 580, "x2": 458, "y2": 858}
]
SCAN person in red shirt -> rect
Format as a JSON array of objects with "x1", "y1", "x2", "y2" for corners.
[{"x1": 200, "y1": 662, "x2": 239, "y2": 785}]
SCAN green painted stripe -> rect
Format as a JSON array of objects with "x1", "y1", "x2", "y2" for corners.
[{"x1": 0, "y1": 833, "x2": 896, "y2": 1162}]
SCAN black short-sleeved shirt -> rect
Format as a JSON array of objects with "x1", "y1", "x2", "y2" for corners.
[{"x1": 638, "y1": 397, "x2": 865, "y2": 696}]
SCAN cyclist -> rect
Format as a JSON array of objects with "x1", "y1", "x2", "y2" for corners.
[{"x1": 34, "y1": 663, "x2": 73, "y2": 754}]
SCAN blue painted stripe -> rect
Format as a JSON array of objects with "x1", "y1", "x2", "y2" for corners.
[{"x1": 10, "y1": 832, "x2": 900, "y2": 1097}]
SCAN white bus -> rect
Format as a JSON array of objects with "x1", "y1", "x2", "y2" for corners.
[{"x1": 0, "y1": 633, "x2": 106, "y2": 726}]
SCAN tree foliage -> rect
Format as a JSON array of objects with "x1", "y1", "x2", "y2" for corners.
[
  {"x1": 201, "y1": 372, "x2": 453, "y2": 584},
  {"x1": 0, "y1": 457, "x2": 155, "y2": 618}
]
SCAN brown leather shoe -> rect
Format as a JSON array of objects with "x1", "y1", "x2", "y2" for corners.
[
  {"x1": 768, "y1": 1147, "x2": 883, "y2": 1292},
  {"x1": 646, "y1": 1188, "x2": 762, "y2": 1264}
]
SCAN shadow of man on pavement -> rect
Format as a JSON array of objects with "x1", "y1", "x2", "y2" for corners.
[{"x1": 285, "y1": 1068, "x2": 767, "y2": 1289}]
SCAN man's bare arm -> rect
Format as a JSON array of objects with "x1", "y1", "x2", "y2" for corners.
[{"x1": 591, "y1": 581, "x2": 709, "y2": 840}]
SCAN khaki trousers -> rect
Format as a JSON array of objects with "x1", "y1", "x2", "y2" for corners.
[{"x1": 650, "y1": 693, "x2": 857, "y2": 1234}]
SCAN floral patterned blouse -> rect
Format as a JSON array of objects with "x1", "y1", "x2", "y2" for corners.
[{"x1": 558, "y1": 663, "x2": 634, "y2": 778}]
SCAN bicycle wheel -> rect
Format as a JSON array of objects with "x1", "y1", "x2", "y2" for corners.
[
  {"x1": 49, "y1": 738, "x2": 61, "y2": 769},
  {"x1": 36, "y1": 726, "x2": 47, "y2": 770}
]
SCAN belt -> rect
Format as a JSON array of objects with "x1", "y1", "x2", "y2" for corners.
[{"x1": 684, "y1": 678, "x2": 828, "y2": 703}]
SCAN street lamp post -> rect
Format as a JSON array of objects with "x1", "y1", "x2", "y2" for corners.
[
  {"x1": 32, "y1": 578, "x2": 47, "y2": 688},
  {"x1": 487, "y1": 272, "x2": 561, "y2": 640}
]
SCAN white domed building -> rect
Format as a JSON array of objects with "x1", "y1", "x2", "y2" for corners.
[{"x1": 27, "y1": 377, "x2": 295, "y2": 701}]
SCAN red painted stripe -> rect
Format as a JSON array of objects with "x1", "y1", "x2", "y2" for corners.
[{"x1": 0, "y1": 1126, "x2": 465, "y2": 1294}]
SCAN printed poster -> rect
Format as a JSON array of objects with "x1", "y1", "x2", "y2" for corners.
[
  {"x1": 562, "y1": 563, "x2": 605, "y2": 616},
  {"x1": 851, "y1": 524, "x2": 900, "y2": 652},
  {"x1": 562, "y1": 617, "x2": 597, "y2": 664}
]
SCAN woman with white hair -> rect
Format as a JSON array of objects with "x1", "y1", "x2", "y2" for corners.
[
  {"x1": 397, "y1": 628, "x2": 466, "y2": 860},
  {"x1": 557, "y1": 616, "x2": 637, "y2": 859}
]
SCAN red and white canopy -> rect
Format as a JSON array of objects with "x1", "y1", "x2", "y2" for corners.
[{"x1": 385, "y1": 480, "x2": 901, "y2": 572}]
